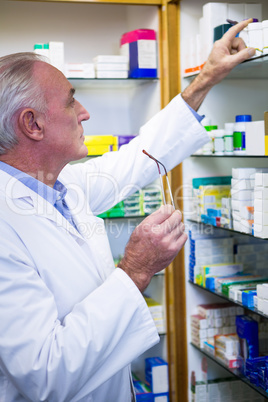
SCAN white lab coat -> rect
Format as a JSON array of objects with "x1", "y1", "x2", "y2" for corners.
[{"x1": 0, "y1": 94, "x2": 208, "y2": 402}]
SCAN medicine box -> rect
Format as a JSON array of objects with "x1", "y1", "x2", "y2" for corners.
[
  {"x1": 236, "y1": 315, "x2": 259, "y2": 372},
  {"x1": 120, "y1": 29, "x2": 157, "y2": 78},
  {"x1": 245, "y1": 121, "x2": 265, "y2": 155},
  {"x1": 153, "y1": 393, "x2": 169, "y2": 402},
  {"x1": 84, "y1": 135, "x2": 118, "y2": 155},
  {"x1": 134, "y1": 380, "x2": 153, "y2": 402},
  {"x1": 145, "y1": 357, "x2": 169, "y2": 395}
]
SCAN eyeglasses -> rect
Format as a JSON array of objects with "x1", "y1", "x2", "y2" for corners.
[{"x1": 142, "y1": 149, "x2": 175, "y2": 209}]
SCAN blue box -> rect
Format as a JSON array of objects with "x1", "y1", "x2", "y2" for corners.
[
  {"x1": 120, "y1": 29, "x2": 158, "y2": 78},
  {"x1": 134, "y1": 380, "x2": 153, "y2": 402},
  {"x1": 145, "y1": 357, "x2": 169, "y2": 395}
]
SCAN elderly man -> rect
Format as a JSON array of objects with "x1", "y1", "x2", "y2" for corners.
[{"x1": 0, "y1": 20, "x2": 254, "y2": 402}]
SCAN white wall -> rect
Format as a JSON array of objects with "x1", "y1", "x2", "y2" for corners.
[{"x1": 1, "y1": 1, "x2": 160, "y2": 135}]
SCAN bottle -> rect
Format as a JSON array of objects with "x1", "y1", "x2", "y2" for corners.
[
  {"x1": 213, "y1": 129, "x2": 225, "y2": 155},
  {"x1": 202, "y1": 125, "x2": 217, "y2": 154},
  {"x1": 224, "y1": 122, "x2": 234, "y2": 155},
  {"x1": 233, "y1": 115, "x2": 252, "y2": 156}
]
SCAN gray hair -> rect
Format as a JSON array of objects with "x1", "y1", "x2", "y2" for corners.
[{"x1": 0, "y1": 52, "x2": 48, "y2": 154}]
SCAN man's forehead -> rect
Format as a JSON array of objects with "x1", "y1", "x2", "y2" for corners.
[{"x1": 33, "y1": 61, "x2": 71, "y2": 93}]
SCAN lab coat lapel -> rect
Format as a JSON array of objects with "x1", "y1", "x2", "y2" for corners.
[{"x1": 0, "y1": 170, "x2": 84, "y2": 242}]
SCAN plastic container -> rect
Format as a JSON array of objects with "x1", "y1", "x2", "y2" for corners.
[
  {"x1": 224, "y1": 122, "x2": 234, "y2": 154},
  {"x1": 262, "y1": 20, "x2": 268, "y2": 55},
  {"x1": 248, "y1": 22, "x2": 263, "y2": 57},
  {"x1": 233, "y1": 115, "x2": 252, "y2": 155},
  {"x1": 202, "y1": 125, "x2": 217, "y2": 154},
  {"x1": 213, "y1": 129, "x2": 225, "y2": 155}
]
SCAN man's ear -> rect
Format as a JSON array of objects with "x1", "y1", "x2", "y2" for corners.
[{"x1": 18, "y1": 108, "x2": 44, "y2": 141}]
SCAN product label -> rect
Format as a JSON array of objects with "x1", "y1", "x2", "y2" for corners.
[
  {"x1": 137, "y1": 40, "x2": 157, "y2": 69},
  {"x1": 233, "y1": 131, "x2": 242, "y2": 150}
]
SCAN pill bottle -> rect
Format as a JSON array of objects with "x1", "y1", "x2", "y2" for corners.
[
  {"x1": 248, "y1": 22, "x2": 263, "y2": 57},
  {"x1": 34, "y1": 43, "x2": 50, "y2": 61},
  {"x1": 202, "y1": 125, "x2": 217, "y2": 154},
  {"x1": 263, "y1": 20, "x2": 268, "y2": 55},
  {"x1": 233, "y1": 115, "x2": 252, "y2": 155},
  {"x1": 224, "y1": 123, "x2": 234, "y2": 154},
  {"x1": 213, "y1": 129, "x2": 225, "y2": 155}
]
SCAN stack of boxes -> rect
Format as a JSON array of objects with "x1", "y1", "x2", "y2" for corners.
[
  {"x1": 254, "y1": 172, "x2": 268, "y2": 238},
  {"x1": 188, "y1": 228, "x2": 234, "y2": 284},
  {"x1": 190, "y1": 303, "x2": 243, "y2": 361},
  {"x1": 132, "y1": 357, "x2": 169, "y2": 402},
  {"x1": 93, "y1": 55, "x2": 128, "y2": 78},
  {"x1": 64, "y1": 63, "x2": 95, "y2": 79},
  {"x1": 98, "y1": 184, "x2": 162, "y2": 219},
  {"x1": 231, "y1": 168, "x2": 255, "y2": 234},
  {"x1": 191, "y1": 176, "x2": 232, "y2": 224},
  {"x1": 144, "y1": 296, "x2": 165, "y2": 334}
]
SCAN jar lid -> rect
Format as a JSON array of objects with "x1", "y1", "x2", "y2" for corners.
[
  {"x1": 204, "y1": 125, "x2": 218, "y2": 131},
  {"x1": 235, "y1": 114, "x2": 252, "y2": 122},
  {"x1": 44, "y1": 44, "x2": 49, "y2": 49}
]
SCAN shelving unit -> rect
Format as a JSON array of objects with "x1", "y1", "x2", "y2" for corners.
[{"x1": 174, "y1": 0, "x2": 268, "y2": 401}]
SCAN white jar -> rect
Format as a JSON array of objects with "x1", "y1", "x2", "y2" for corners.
[
  {"x1": 213, "y1": 129, "x2": 225, "y2": 155},
  {"x1": 224, "y1": 122, "x2": 234, "y2": 154},
  {"x1": 263, "y1": 20, "x2": 268, "y2": 55},
  {"x1": 248, "y1": 22, "x2": 263, "y2": 57}
]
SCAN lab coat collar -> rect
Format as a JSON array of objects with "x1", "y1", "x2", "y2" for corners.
[{"x1": 0, "y1": 170, "x2": 86, "y2": 242}]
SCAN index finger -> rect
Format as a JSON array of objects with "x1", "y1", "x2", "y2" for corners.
[{"x1": 221, "y1": 18, "x2": 253, "y2": 44}]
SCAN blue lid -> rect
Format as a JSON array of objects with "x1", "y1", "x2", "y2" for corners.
[{"x1": 235, "y1": 114, "x2": 252, "y2": 122}]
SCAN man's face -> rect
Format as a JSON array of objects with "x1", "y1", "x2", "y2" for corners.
[{"x1": 34, "y1": 61, "x2": 90, "y2": 166}]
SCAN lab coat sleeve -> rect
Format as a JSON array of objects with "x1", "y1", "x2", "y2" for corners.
[
  {"x1": 62, "y1": 93, "x2": 209, "y2": 215},
  {"x1": 0, "y1": 220, "x2": 158, "y2": 401}
]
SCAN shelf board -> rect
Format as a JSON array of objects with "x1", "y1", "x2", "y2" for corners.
[
  {"x1": 186, "y1": 219, "x2": 268, "y2": 240},
  {"x1": 68, "y1": 77, "x2": 159, "y2": 89},
  {"x1": 183, "y1": 54, "x2": 268, "y2": 80},
  {"x1": 190, "y1": 343, "x2": 268, "y2": 399},
  {"x1": 189, "y1": 281, "x2": 268, "y2": 321}
]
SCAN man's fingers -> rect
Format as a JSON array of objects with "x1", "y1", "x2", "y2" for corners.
[
  {"x1": 221, "y1": 18, "x2": 253, "y2": 45},
  {"x1": 228, "y1": 46, "x2": 256, "y2": 67},
  {"x1": 144, "y1": 204, "x2": 175, "y2": 225}
]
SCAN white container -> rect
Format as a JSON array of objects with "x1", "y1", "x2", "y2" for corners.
[
  {"x1": 213, "y1": 129, "x2": 225, "y2": 155},
  {"x1": 224, "y1": 123, "x2": 234, "y2": 154},
  {"x1": 263, "y1": 20, "x2": 268, "y2": 55},
  {"x1": 33, "y1": 43, "x2": 50, "y2": 62},
  {"x1": 248, "y1": 22, "x2": 263, "y2": 57}
]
